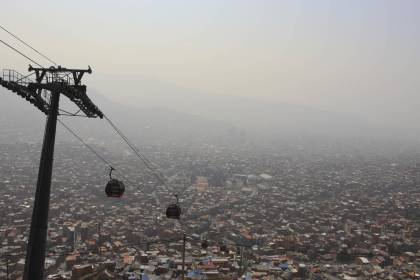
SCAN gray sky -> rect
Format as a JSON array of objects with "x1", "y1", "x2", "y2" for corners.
[{"x1": 1, "y1": 0, "x2": 420, "y2": 129}]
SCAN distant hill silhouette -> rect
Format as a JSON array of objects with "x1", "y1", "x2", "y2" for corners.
[
  {"x1": 0, "y1": 88, "x2": 239, "y2": 146},
  {"x1": 0, "y1": 86, "x2": 394, "y2": 146}
]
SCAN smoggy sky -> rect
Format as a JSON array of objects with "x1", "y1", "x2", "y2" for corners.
[{"x1": 1, "y1": 0, "x2": 420, "y2": 125}]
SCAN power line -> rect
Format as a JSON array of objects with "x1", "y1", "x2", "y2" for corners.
[
  {"x1": 0, "y1": 25, "x2": 58, "y2": 66},
  {"x1": 0, "y1": 39, "x2": 43, "y2": 67},
  {"x1": 41, "y1": 234, "x2": 255, "y2": 258}
]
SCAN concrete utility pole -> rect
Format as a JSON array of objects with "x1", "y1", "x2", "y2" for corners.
[
  {"x1": 6, "y1": 257, "x2": 9, "y2": 280},
  {"x1": 239, "y1": 246, "x2": 245, "y2": 276},
  {"x1": 0, "y1": 66, "x2": 103, "y2": 280},
  {"x1": 98, "y1": 223, "x2": 101, "y2": 255},
  {"x1": 181, "y1": 233, "x2": 186, "y2": 280}
]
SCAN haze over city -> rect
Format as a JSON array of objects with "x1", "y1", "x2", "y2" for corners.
[
  {"x1": 2, "y1": 1, "x2": 420, "y2": 280},
  {"x1": 2, "y1": 0, "x2": 420, "y2": 138}
]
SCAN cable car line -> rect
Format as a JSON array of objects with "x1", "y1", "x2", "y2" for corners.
[
  {"x1": 0, "y1": 27, "x2": 75, "y2": 86},
  {"x1": 104, "y1": 115, "x2": 162, "y2": 176},
  {"x1": 1, "y1": 25, "x2": 76, "y2": 85},
  {"x1": 102, "y1": 115, "x2": 177, "y2": 212},
  {"x1": 1, "y1": 33, "x2": 168, "y2": 191},
  {"x1": 0, "y1": 25, "x2": 58, "y2": 66},
  {"x1": 57, "y1": 119, "x2": 112, "y2": 167},
  {"x1": 0, "y1": 38, "x2": 111, "y2": 169},
  {"x1": 103, "y1": 114, "x2": 168, "y2": 187},
  {"x1": 0, "y1": 38, "x2": 137, "y2": 195},
  {"x1": 2, "y1": 32, "x2": 182, "y2": 217},
  {"x1": 0, "y1": 38, "x2": 43, "y2": 67},
  {"x1": 57, "y1": 118, "x2": 140, "y2": 189},
  {"x1": 0, "y1": 39, "x2": 120, "y2": 179},
  {"x1": 1, "y1": 31, "x2": 263, "y2": 277}
]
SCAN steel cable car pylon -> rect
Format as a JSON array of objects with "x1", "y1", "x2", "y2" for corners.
[{"x1": 0, "y1": 65, "x2": 103, "y2": 280}]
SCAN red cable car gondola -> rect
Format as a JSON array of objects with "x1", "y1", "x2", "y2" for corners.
[
  {"x1": 220, "y1": 244, "x2": 229, "y2": 254},
  {"x1": 105, "y1": 167, "x2": 125, "y2": 198},
  {"x1": 201, "y1": 240, "x2": 209, "y2": 250},
  {"x1": 166, "y1": 194, "x2": 181, "y2": 219}
]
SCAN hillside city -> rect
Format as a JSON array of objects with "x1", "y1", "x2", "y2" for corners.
[{"x1": 1, "y1": 141, "x2": 420, "y2": 280}]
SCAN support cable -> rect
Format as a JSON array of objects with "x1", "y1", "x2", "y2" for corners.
[
  {"x1": 1, "y1": 31, "x2": 166, "y2": 191},
  {"x1": 1, "y1": 29, "x2": 166, "y2": 188},
  {"x1": 0, "y1": 25, "x2": 58, "y2": 66},
  {"x1": 58, "y1": 108, "x2": 89, "y2": 117},
  {"x1": 0, "y1": 39, "x2": 43, "y2": 67},
  {"x1": 57, "y1": 119, "x2": 111, "y2": 167},
  {"x1": 0, "y1": 38, "x2": 66, "y2": 85},
  {"x1": 104, "y1": 115, "x2": 157, "y2": 168},
  {"x1": 57, "y1": 119, "x2": 140, "y2": 187},
  {"x1": 0, "y1": 28, "x2": 71, "y2": 82},
  {"x1": 1, "y1": 34, "x2": 86, "y2": 118},
  {"x1": 58, "y1": 113, "x2": 89, "y2": 118},
  {"x1": 103, "y1": 114, "x2": 168, "y2": 187}
]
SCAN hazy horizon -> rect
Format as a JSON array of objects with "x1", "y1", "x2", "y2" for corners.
[
  {"x1": 3, "y1": 3, "x2": 420, "y2": 279},
  {"x1": 2, "y1": 0, "x2": 420, "y2": 139}
]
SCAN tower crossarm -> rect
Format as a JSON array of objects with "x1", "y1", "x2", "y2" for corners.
[
  {"x1": 28, "y1": 65, "x2": 92, "y2": 86},
  {"x1": 0, "y1": 66, "x2": 103, "y2": 118},
  {"x1": 27, "y1": 65, "x2": 103, "y2": 118},
  {"x1": 26, "y1": 82, "x2": 103, "y2": 118}
]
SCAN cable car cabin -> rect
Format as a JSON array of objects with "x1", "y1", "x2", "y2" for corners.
[
  {"x1": 166, "y1": 203, "x2": 181, "y2": 219},
  {"x1": 105, "y1": 179, "x2": 125, "y2": 198},
  {"x1": 220, "y1": 244, "x2": 229, "y2": 254},
  {"x1": 166, "y1": 194, "x2": 181, "y2": 219},
  {"x1": 201, "y1": 240, "x2": 209, "y2": 250}
]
